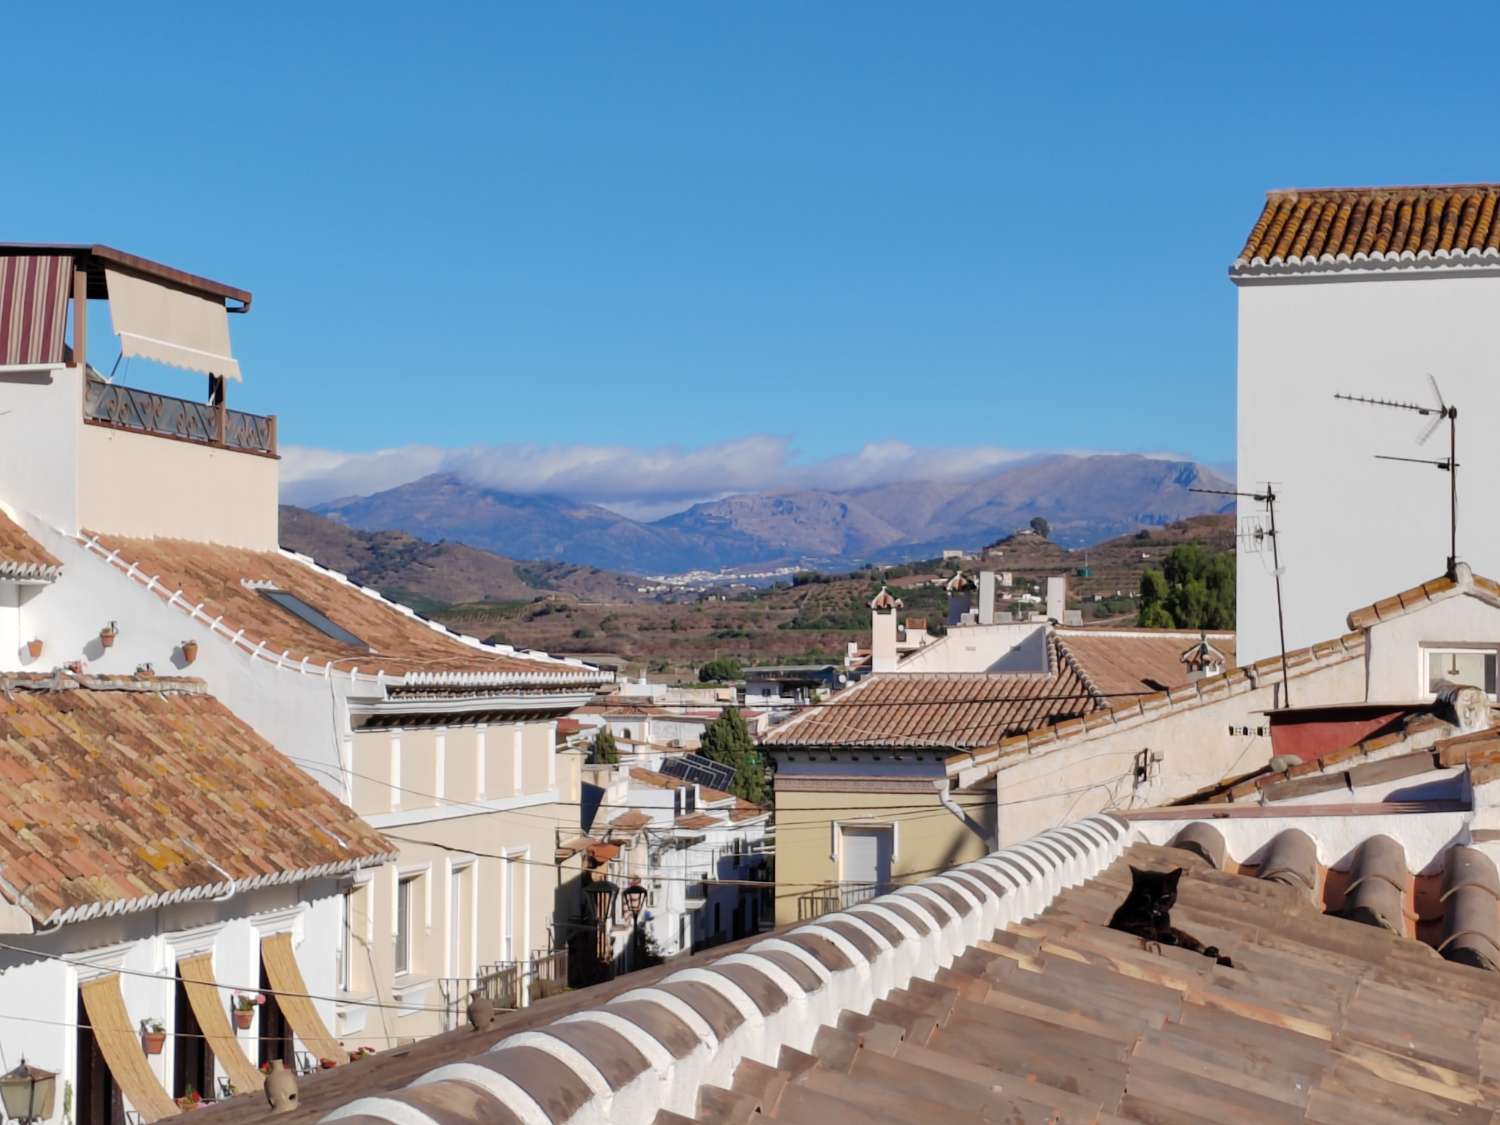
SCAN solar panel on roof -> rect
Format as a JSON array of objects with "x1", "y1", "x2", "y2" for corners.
[
  {"x1": 257, "y1": 588, "x2": 370, "y2": 652},
  {"x1": 660, "y1": 753, "x2": 735, "y2": 791}
]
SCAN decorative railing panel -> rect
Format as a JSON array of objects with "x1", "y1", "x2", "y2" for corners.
[
  {"x1": 437, "y1": 951, "x2": 569, "y2": 1029},
  {"x1": 84, "y1": 381, "x2": 276, "y2": 455}
]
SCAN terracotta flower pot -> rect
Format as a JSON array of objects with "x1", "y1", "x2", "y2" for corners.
[
  {"x1": 25, "y1": 639, "x2": 42, "y2": 659},
  {"x1": 181, "y1": 640, "x2": 199, "y2": 664},
  {"x1": 100, "y1": 626, "x2": 118, "y2": 649},
  {"x1": 142, "y1": 1030, "x2": 166, "y2": 1055},
  {"x1": 233, "y1": 1008, "x2": 253, "y2": 1030}
]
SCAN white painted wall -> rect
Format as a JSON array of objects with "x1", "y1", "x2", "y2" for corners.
[
  {"x1": 0, "y1": 883, "x2": 343, "y2": 1122},
  {"x1": 1365, "y1": 593, "x2": 1500, "y2": 699},
  {"x1": 78, "y1": 425, "x2": 279, "y2": 550},
  {"x1": 895, "y1": 620, "x2": 1048, "y2": 673},
  {"x1": 1236, "y1": 271, "x2": 1500, "y2": 660},
  {"x1": 0, "y1": 366, "x2": 82, "y2": 534}
]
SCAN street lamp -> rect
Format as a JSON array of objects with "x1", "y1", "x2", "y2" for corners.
[
  {"x1": 583, "y1": 877, "x2": 619, "y2": 975},
  {"x1": 621, "y1": 882, "x2": 648, "y2": 966},
  {"x1": 0, "y1": 1061, "x2": 56, "y2": 1125}
]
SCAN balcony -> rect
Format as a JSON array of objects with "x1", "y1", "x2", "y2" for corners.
[
  {"x1": 795, "y1": 880, "x2": 891, "y2": 921},
  {"x1": 84, "y1": 380, "x2": 277, "y2": 457}
]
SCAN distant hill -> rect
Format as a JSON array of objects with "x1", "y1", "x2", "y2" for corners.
[
  {"x1": 309, "y1": 454, "x2": 1233, "y2": 575},
  {"x1": 278, "y1": 506, "x2": 647, "y2": 610}
]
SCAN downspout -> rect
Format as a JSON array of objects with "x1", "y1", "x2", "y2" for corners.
[{"x1": 934, "y1": 778, "x2": 994, "y2": 851}]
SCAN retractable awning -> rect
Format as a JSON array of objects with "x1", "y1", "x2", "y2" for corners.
[
  {"x1": 105, "y1": 268, "x2": 241, "y2": 381},
  {"x1": 177, "y1": 954, "x2": 264, "y2": 1095},
  {"x1": 78, "y1": 975, "x2": 179, "y2": 1122},
  {"x1": 261, "y1": 933, "x2": 348, "y2": 1064},
  {"x1": 0, "y1": 255, "x2": 70, "y2": 365}
]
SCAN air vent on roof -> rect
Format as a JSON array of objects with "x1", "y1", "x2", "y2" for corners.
[{"x1": 255, "y1": 587, "x2": 370, "y2": 652}]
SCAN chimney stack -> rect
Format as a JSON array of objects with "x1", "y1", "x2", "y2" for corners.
[
  {"x1": 978, "y1": 572, "x2": 996, "y2": 625},
  {"x1": 1046, "y1": 575, "x2": 1067, "y2": 623},
  {"x1": 869, "y1": 587, "x2": 903, "y2": 673}
]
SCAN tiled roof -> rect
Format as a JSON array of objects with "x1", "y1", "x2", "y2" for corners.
[
  {"x1": 608, "y1": 809, "x2": 651, "y2": 831},
  {"x1": 1234, "y1": 183, "x2": 1500, "y2": 273},
  {"x1": 761, "y1": 667, "x2": 1101, "y2": 751},
  {"x1": 317, "y1": 814, "x2": 1500, "y2": 1124},
  {"x1": 952, "y1": 631, "x2": 1367, "y2": 783},
  {"x1": 0, "y1": 672, "x2": 392, "y2": 925},
  {"x1": 1345, "y1": 563, "x2": 1500, "y2": 630},
  {"x1": 83, "y1": 534, "x2": 606, "y2": 686},
  {"x1": 0, "y1": 511, "x2": 61, "y2": 581},
  {"x1": 674, "y1": 813, "x2": 719, "y2": 830},
  {"x1": 729, "y1": 799, "x2": 767, "y2": 822},
  {"x1": 629, "y1": 766, "x2": 685, "y2": 789},
  {"x1": 1055, "y1": 628, "x2": 1237, "y2": 697}
]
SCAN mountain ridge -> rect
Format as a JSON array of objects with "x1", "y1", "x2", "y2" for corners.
[{"x1": 310, "y1": 454, "x2": 1233, "y2": 574}]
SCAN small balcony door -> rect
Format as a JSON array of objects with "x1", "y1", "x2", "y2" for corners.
[{"x1": 840, "y1": 825, "x2": 893, "y2": 888}]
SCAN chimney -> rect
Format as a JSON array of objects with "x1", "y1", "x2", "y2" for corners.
[
  {"x1": 944, "y1": 572, "x2": 974, "y2": 627},
  {"x1": 870, "y1": 587, "x2": 903, "y2": 673},
  {"x1": 978, "y1": 571, "x2": 996, "y2": 625},
  {"x1": 1046, "y1": 575, "x2": 1067, "y2": 622}
]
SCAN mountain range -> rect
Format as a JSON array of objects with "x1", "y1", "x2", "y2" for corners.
[{"x1": 310, "y1": 454, "x2": 1233, "y2": 575}]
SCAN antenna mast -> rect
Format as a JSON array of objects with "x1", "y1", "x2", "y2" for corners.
[
  {"x1": 1190, "y1": 483, "x2": 1291, "y2": 708},
  {"x1": 1335, "y1": 375, "x2": 1459, "y2": 577}
]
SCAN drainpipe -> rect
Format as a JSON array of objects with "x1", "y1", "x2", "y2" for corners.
[{"x1": 934, "y1": 779, "x2": 994, "y2": 851}]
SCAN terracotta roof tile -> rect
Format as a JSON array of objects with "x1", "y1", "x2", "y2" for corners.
[
  {"x1": 760, "y1": 668, "x2": 1101, "y2": 751},
  {"x1": 1346, "y1": 567, "x2": 1500, "y2": 630},
  {"x1": 0, "y1": 672, "x2": 391, "y2": 924},
  {"x1": 1054, "y1": 629, "x2": 1236, "y2": 696},
  {"x1": 608, "y1": 810, "x2": 651, "y2": 831},
  {"x1": 1236, "y1": 184, "x2": 1500, "y2": 271},
  {"x1": 0, "y1": 512, "x2": 61, "y2": 581},
  {"x1": 85, "y1": 534, "x2": 606, "y2": 685},
  {"x1": 674, "y1": 813, "x2": 719, "y2": 830}
]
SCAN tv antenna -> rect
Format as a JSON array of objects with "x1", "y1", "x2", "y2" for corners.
[
  {"x1": 1190, "y1": 483, "x2": 1291, "y2": 707},
  {"x1": 1335, "y1": 375, "x2": 1459, "y2": 577}
]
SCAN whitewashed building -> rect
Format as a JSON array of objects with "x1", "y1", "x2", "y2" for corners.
[
  {"x1": 0, "y1": 243, "x2": 610, "y2": 1068},
  {"x1": 1233, "y1": 183, "x2": 1500, "y2": 660}
]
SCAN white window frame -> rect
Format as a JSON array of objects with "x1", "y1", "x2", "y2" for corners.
[
  {"x1": 394, "y1": 872, "x2": 423, "y2": 977},
  {"x1": 1420, "y1": 644, "x2": 1499, "y2": 698}
]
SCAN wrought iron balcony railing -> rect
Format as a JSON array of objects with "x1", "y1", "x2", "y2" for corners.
[
  {"x1": 84, "y1": 380, "x2": 277, "y2": 456},
  {"x1": 794, "y1": 880, "x2": 890, "y2": 922}
]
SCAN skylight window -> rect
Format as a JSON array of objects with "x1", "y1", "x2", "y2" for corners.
[{"x1": 256, "y1": 587, "x2": 370, "y2": 652}]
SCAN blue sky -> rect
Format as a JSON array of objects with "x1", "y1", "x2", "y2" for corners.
[{"x1": 7, "y1": 3, "x2": 1499, "y2": 513}]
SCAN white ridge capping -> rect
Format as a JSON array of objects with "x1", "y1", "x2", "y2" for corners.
[{"x1": 320, "y1": 814, "x2": 1133, "y2": 1125}]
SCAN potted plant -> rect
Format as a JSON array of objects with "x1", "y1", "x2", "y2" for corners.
[
  {"x1": 231, "y1": 991, "x2": 265, "y2": 1029},
  {"x1": 349, "y1": 1046, "x2": 375, "y2": 1062},
  {"x1": 141, "y1": 1019, "x2": 166, "y2": 1055},
  {"x1": 24, "y1": 639, "x2": 42, "y2": 660},
  {"x1": 100, "y1": 622, "x2": 119, "y2": 649},
  {"x1": 318, "y1": 1058, "x2": 338, "y2": 1070},
  {"x1": 175, "y1": 1088, "x2": 203, "y2": 1112},
  {"x1": 181, "y1": 639, "x2": 199, "y2": 665}
]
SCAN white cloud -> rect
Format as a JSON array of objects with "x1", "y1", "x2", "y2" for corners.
[{"x1": 279, "y1": 436, "x2": 1218, "y2": 514}]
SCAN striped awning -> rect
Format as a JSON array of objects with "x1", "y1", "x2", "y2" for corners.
[
  {"x1": 105, "y1": 267, "x2": 241, "y2": 381},
  {"x1": 177, "y1": 954, "x2": 264, "y2": 1095},
  {"x1": 261, "y1": 933, "x2": 348, "y2": 1064},
  {"x1": 0, "y1": 255, "x2": 70, "y2": 366},
  {"x1": 78, "y1": 975, "x2": 179, "y2": 1122}
]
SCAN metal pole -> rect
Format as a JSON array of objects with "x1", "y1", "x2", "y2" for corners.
[
  {"x1": 1266, "y1": 486, "x2": 1291, "y2": 708},
  {"x1": 1450, "y1": 408, "x2": 1458, "y2": 576}
]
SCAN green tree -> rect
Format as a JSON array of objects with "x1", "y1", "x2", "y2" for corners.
[
  {"x1": 587, "y1": 728, "x2": 619, "y2": 765},
  {"x1": 698, "y1": 657, "x2": 743, "y2": 684},
  {"x1": 1030, "y1": 516, "x2": 1051, "y2": 539},
  {"x1": 699, "y1": 708, "x2": 766, "y2": 804},
  {"x1": 1135, "y1": 546, "x2": 1234, "y2": 629}
]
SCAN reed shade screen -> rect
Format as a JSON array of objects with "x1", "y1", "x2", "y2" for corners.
[
  {"x1": 260, "y1": 934, "x2": 348, "y2": 1064},
  {"x1": 78, "y1": 975, "x2": 180, "y2": 1122},
  {"x1": 177, "y1": 954, "x2": 264, "y2": 1094},
  {"x1": 104, "y1": 268, "x2": 241, "y2": 381}
]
